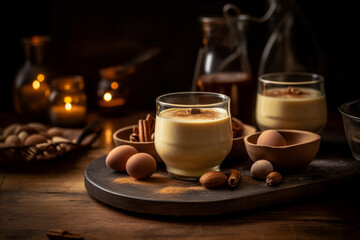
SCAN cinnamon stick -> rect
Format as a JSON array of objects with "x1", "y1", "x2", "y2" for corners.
[
  {"x1": 138, "y1": 119, "x2": 144, "y2": 142},
  {"x1": 227, "y1": 169, "x2": 241, "y2": 188}
]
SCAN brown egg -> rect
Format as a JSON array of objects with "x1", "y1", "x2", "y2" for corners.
[
  {"x1": 24, "y1": 134, "x2": 48, "y2": 146},
  {"x1": 126, "y1": 153, "x2": 156, "y2": 179},
  {"x1": 257, "y1": 130, "x2": 287, "y2": 147},
  {"x1": 105, "y1": 145, "x2": 138, "y2": 171}
]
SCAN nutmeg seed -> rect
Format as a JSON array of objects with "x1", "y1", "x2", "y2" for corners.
[
  {"x1": 251, "y1": 159, "x2": 274, "y2": 180},
  {"x1": 199, "y1": 171, "x2": 228, "y2": 189},
  {"x1": 266, "y1": 171, "x2": 282, "y2": 186}
]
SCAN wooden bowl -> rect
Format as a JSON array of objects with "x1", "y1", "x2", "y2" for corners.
[
  {"x1": 244, "y1": 129, "x2": 321, "y2": 170},
  {"x1": 113, "y1": 125, "x2": 162, "y2": 163},
  {"x1": 227, "y1": 119, "x2": 257, "y2": 161}
]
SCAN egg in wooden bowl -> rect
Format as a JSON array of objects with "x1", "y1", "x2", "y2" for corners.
[{"x1": 244, "y1": 129, "x2": 321, "y2": 170}]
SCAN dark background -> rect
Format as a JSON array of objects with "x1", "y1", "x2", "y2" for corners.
[{"x1": 2, "y1": 0, "x2": 358, "y2": 116}]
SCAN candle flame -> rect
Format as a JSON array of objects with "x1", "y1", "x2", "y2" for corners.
[
  {"x1": 65, "y1": 103, "x2": 72, "y2": 111},
  {"x1": 64, "y1": 96, "x2": 72, "y2": 103},
  {"x1": 32, "y1": 80, "x2": 40, "y2": 90},
  {"x1": 37, "y1": 74, "x2": 45, "y2": 82},
  {"x1": 104, "y1": 92, "x2": 112, "y2": 102},
  {"x1": 111, "y1": 81, "x2": 119, "y2": 90}
]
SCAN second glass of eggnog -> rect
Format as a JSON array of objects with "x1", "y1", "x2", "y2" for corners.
[
  {"x1": 154, "y1": 92, "x2": 233, "y2": 181},
  {"x1": 256, "y1": 72, "x2": 327, "y2": 133}
]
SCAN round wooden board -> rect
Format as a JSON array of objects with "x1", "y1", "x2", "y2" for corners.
[
  {"x1": 84, "y1": 155, "x2": 360, "y2": 216},
  {"x1": 85, "y1": 155, "x2": 251, "y2": 216}
]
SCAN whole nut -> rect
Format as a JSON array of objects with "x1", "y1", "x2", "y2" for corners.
[
  {"x1": 199, "y1": 171, "x2": 228, "y2": 189},
  {"x1": 3, "y1": 123, "x2": 21, "y2": 138},
  {"x1": 266, "y1": 172, "x2": 282, "y2": 186},
  {"x1": 251, "y1": 159, "x2": 274, "y2": 180},
  {"x1": 27, "y1": 122, "x2": 47, "y2": 132},
  {"x1": 18, "y1": 131, "x2": 29, "y2": 144},
  {"x1": 5, "y1": 134, "x2": 21, "y2": 147},
  {"x1": 14, "y1": 125, "x2": 38, "y2": 135}
]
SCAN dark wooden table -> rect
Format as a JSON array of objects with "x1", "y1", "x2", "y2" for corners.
[{"x1": 1, "y1": 111, "x2": 360, "y2": 240}]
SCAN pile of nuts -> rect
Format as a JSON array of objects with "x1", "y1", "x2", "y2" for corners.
[
  {"x1": 0, "y1": 122, "x2": 75, "y2": 161},
  {"x1": 0, "y1": 122, "x2": 72, "y2": 148}
]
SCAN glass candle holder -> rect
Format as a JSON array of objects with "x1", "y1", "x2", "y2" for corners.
[
  {"x1": 154, "y1": 92, "x2": 233, "y2": 181},
  {"x1": 255, "y1": 72, "x2": 327, "y2": 133},
  {"x1": 97, "y1": 66, "x2": 131, "y2": 116},
  {"x1": 48, "y1": 76, "x2": 87, "y2": 127}
]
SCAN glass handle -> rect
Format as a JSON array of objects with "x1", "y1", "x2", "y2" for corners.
[{"x1": 222, "y1": 0, "x2": 278, "y2": 24}]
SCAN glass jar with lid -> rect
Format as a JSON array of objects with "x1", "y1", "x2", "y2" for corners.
[{"x1": 48, "y1": 75, "x2": 87, "y2": 127}]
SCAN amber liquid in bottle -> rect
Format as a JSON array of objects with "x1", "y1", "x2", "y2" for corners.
[{"x1": 197, "y1": 72, "x2": 253, "y2": 124}]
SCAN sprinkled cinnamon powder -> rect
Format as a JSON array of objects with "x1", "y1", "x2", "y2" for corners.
[
  {"x1": 155, "y1": 186, "x2": 204, "y2": 194},
  {"x1": 113, "y1": 174, "x2": 173, "y2": 185},
  {"x1": 113, "y1": 173, "x2": 205, "y2": 195}
]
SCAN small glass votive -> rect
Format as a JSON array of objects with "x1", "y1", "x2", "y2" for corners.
[
  {"x1": 339, "y1": 100, "x2": 360, "y2": 162},
  {"x1": 48, "y1": 75, "x2": 87, "y2": 127},
  {"x1": 154, "y1": 92, "x2": 233, "y2": 181},
  {"x1": 255, "y1": 72, "x2": 327, "y2": 133},
  {"x1": 97, "y1": 66, "x2": 131, "y2": 115}
]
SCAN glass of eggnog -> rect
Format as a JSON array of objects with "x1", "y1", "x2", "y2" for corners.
[
  {"x1": 256, "y1": 72, "x2": 327, "y2": 133},
  {"x1": 154, "y1": 92, "x2": 233, "y2": 181}
]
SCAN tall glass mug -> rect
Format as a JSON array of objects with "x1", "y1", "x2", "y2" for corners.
[
  {"x1": 154, "y1": 92, "x2": 233, "y2": 181},
  {"x1": 256, "y1": 72, "x2": 327, "y2": 133}
]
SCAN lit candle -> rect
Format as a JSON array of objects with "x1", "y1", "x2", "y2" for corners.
[
  {"x1": 98, "y1": 92, "x2": 126, "y2": 108},
  {"x1": 49, "y1": 104, "x2": 87, "y2": 127}
]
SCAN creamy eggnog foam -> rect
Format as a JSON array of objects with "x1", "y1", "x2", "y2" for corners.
[
  {"x1": 154, "y1": 108, "x2": 233, "y2": 178},
  {"x1": 256, "y1": 87, "x2": 327, "y2": 132}
]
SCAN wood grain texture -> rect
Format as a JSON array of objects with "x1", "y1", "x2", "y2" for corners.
[
  {"x1": 1, "y1": 112, "x2": 360, "y2": 239},
  {"x1": 1, "y1": 189, "x2": 360, "y2": 240}
]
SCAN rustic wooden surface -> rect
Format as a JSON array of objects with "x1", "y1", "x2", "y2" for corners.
[{"x1": 1, "y1": 111, "x2": 360, "y2": 239}]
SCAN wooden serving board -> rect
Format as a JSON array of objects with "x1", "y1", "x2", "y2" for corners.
[{"x1": 85, "y1": 154, "x2": 360, "y2": 216}]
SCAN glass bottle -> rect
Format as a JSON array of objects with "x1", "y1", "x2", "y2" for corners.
[
  {"x1": 97, "y1": 66, "x2": 131, "y2": 116},
  {"x1": 193, "y1": 16, "x2": 253, "y2": 124},
  {"x1": 258, "y1": 0, "x2": 324, "y2": 75},
  {"x1": 13, "y1": 36, "x2": 52, "y2": 121},
  {"x1": 48, "y1": 76, "x2": 87, "y2": 127}
]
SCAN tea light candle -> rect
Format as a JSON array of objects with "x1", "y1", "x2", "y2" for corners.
[
  {"x1": 98, "y1": 92, "x2": 126, "y2": 108},
  {"x1": 48, "y1": 75, "x2": 87, "y2": 127},
  {"x1": 49, "y1": 104, "x2": 86, "y2": 127}
]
